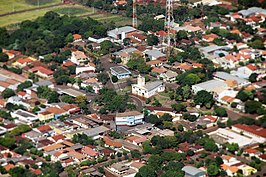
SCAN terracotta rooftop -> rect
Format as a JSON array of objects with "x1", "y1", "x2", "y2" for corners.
[
  {"x1": 103, "y1": 136, "x2": 122, "y2": 148},
  {"x1": 233, "y1": 124, "x2": 266, "y2": 138},
  {"x1": 37, "y1": 125, "x2": 52, "y2": 132}
]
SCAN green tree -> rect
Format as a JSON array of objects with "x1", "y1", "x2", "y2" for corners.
[
  {"x1": 207, "y1": 163, "x2": 219, "y2": 176},
  {"x1": 147, "y1": 34, "x2": 159, "y2": 46},
  {"x1": 236, "y1": 89, "x2": 254, "y2": 102},
  {"x1": 0, "y1": 52, "x2": 8, "y2": 62},
  {"x1": 248, "y1": 39, "x2": 265, "y2": 49},
  {"x1": 72, "y1": 133, "x2": 94, "y2": 145},
  {"x1": 131, "y1": 149, "x2": 141, "y2": 159},
  {"x1": 65, "y1": 33, "x2": 74, "y2": 43},
  {"x1": 214, "y1": 107, "x2": 227, "y2": 117},
  {"x1": 245, "y1": 100, "x2": 262, "y2": 114},
  {"x1": 249, "y1": 73, "x2": 258, "y2": 83},
  {"x1": 111, "y1": 75, "x2": 118, "y2": 83},
  {"x1": 1, "y1": 88, "x2": 15, "y2": 99},
  {"x1": 194, "y1": 90, "x2": 214, "y2": 108},
  {"x1": 137, "y1": 165, "x2": 157, "y2": 177},
  {"x1": 97, "y1": 73, "x2": 109, "y2": 85}
]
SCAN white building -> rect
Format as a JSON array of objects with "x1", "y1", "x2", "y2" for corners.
[
  {"x1": 11, "y1": 109, "x2": 39, "y2": 123},
  {"x1": 70, "y1": 51, "x2": 88, "y2": 65},
  {"x1": 132, "y1": 75, "x2": 165, "y2": 98},
  {"x1": 115, "y1": 111, "x2": 144, "y2": 126},
  {"x1": 75, "y1": 63, "x2": 96, "y2": 74},
  {"x1": 232, "y1": 124, "x2": 266, "y2": 143}
]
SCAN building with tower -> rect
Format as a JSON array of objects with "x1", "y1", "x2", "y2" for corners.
[{"x1": 131, "y1": 75, "x2": 165, "y2": 98}]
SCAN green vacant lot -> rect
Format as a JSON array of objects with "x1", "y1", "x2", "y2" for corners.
[
  {"x1": 0, "y1": 0, "x2": 61, "y2": 15},
  {"x1": 0, "y1": 5, "x2": 95, "y2": 27},
  {"x1": 92, "y1": 14, "x2": 132, "y2": 26}
]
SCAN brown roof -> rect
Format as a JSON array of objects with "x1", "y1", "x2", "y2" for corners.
[
  {"x1": 4, "y1": 164, "x2": 15, "y2": 171},
  {"x1": 50, "y1": 134, "x2": 65, "y2": 141},
  {"x1": 67, "y1": 151, "x2": 86, "y2": 159},
  {"x1": 43, "y1": 143, "x2": 64, "y2": 152},
  {"x1": 46, "y1": 107, "x2": 66, "y2": 114},
  {"x1": 116, "y1": 111, "x2": 142, "y2": 118},
  {"x1": 233, "y1": 124, "x2": 266, "y2": 138},
  {"x1": 73, "y1": 34, "x2": 82, "y2": 40},
  {"x1": 37, "y1": 125, "x2": 52, "y2": 132},
  {"x1": 146, "y1": 60, "x2": 162, "y2": 66},
  {"x1": 103, "y1": 136, "x2": 122, "y2": 148}
]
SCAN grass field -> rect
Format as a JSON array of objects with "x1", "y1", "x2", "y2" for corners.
[
  {"x1": 0, "y1": 4, "x2": 95, "y2": 27},
  {"x1": 91, "y1": 14, "x2": 132, "y2": 26},
  {"x1": 0, "y1": 0, "x2": 62, "y2": 15}
]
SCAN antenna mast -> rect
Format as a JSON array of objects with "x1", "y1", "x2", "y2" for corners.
[
  {"x1": 165, "y1": 0, "x2": 174, "y2": 57},
  {"x1": 133, "y1": 0, "x2": 137, "y2": 28}
]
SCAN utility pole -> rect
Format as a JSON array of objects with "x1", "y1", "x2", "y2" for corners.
[
  {"x1": 37, "y1": 0, "x2": 40, "y2": 7},
  {"x1": 132, "y1": 0, "x2": 137, "y2": 28}
]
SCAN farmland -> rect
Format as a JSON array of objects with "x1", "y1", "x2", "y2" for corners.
[{"x1": 0, "y1": 0, "x2": 62, "y2": 15}]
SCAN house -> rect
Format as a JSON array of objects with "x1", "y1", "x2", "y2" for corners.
[
  {"x1": 202, "y1": 33, "x2": 219, "y2": 42},
  {"x1": 35, "y1": 80, "x2": 54, "y2": 89},
  {"x1": 126, "y1": 135, "x2": 147, "y2": 146},
  {"x1": 30, "y1": 66, "x2": 54, "y2": 78},
  {"x1": 83, "y1": 126, "x2": 110, "y2": 139},
  {"x1": 43, "y1": 143, "x2": 65, "y2": 154},
  {"x1": 107, "y1": 26, "x2": 137, "y2": 41},
  {"x1": 115, "y1": 111, "x2": 144, "y2": 126},
  {"x1": 13, "y1": 57, "x2": 35, "y2": 68},
  {"x1": 103, "y1": 136, "x2": 123, "y2": 148},
  {"x1": 81, "y1": 146, "x2": 99, "y2": 158},
  {"x1": 48, "y1": 134, "x2": 65, "y2": 143},
  {"x1": 219, "y1": 95, "x2": 241, "y2": 106},
  {"x1": 81, "y1": 77, "x2": 103, "y2": 94},
  {"x1": 46, "y1": 107, "x2": 68, "y2": 119},
  {"x1": 130, "y1": 33, "x2": 147, "y2": 43},
  {"x1": 106, "y1": 161, "x2": 138, "y2": 177},
  {"x1": 181, "y1": 166, "x2": 206, "y2": 177},
  {"x1": 232, "y1": 124, "x2": 266, "y2": 143},
  {"x1": 113, "y1": 47, "x2": 140, "y2": 64},
  {"x1": 67, "y1": 151, "x2": 86, "y2": 162},
  {"x1": 159, "y1": 70, "x2": 177, "y2": 82},
  {"x1": 38, "y1": 111, "x2": 54, "y2": 121},
  {"x1": 73, "y1": 34, "x2": 82, "y2": 42},
  {"x1": 144, "y1": 49, "x2": 166, "y2": 60},
  {"x1": 110, "y1": 66, "x2": 131, "y2": 79},
  {"x1": 70, "y1": 50, "x2": 88, "y2": 65},
  {"x1": 132, "y1": 75, "x2": 165, "y2": 98},
  {"x1": 76, "y1": 62, "x2": 96, "y2": 74},
  {"x1": 146, "y1": 60, "x2": 163, "y2": 67}
]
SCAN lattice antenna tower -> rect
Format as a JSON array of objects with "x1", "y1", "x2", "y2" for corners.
[
  {"x1": 165, "y1": 0, "x2": 174, "y2": 56},
  {"x1": 133, "y1": 0, "x2": 137, "y2": 28}
]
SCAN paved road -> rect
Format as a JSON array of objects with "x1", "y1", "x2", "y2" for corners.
[
  {"x1": 221, "y1": 105, "x2": 258, "y2": 120},
  {"x1": 129, "y1": 95, "x2": 144, "y2": 111}
]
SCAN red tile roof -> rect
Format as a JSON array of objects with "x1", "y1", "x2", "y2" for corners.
[
  {"x1": 31, "y1": 66, "x2": 53, "y2": 75},
  {"x1": 246, "y1": 64, "x2": 257, "y2": 71},
  {"x1": 234, "y1": 124, "x2": 266, "y2": 138},
  {"x1": 50, "y1": 134, "x2": 65, "y2": 142},
  {"x1": 73, "y1": 34, "x2": 82, "y2": 40},
  {"x1": 37, "y1": 125, "x2": 52, "y2": 133},
  {"x1": 17, "y1": 91, "x2": 26, "y2": 97},
  {"x1": 103, "y1": 136, "x2": 122, "y2": 148},
  {"x1": 156, "y1": 30, "x2": 167, "y2": 37},
  {"x1": 82, "y1": 146, "x2": 98, "y2": 157}
]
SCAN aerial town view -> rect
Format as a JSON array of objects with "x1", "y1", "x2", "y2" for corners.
[{"x1": 0, "y1": 0, "x2": 266, "y2": 176}]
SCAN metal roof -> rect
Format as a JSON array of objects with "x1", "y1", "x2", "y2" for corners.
[
  {"x1": 144, "y1": 49, "x2": 165, "y2": 58},
  {"x1": 213, "y1": 71, "x2": 248, "y2": 85},
  {"x1": 182, "y1": 166, "x2": 205, "y2": 176},
  {"x1": 83, "y1": 126, "x2": 110, "y2": 137},
  {"x1": 110, "y1": 66, "x2": 131, "y2": 75}
]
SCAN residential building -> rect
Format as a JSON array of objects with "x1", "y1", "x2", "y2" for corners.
[
  {"x1": 115, "y1": 111, "x2": 144, "y2": 126},
  {"x1": 132, "y1": 75, "x2": 165, "y2": 98},
  {"x1": 29, "y1": 66, "x2": 54, "y2": 78},
  {"x1": 38, "y1": 111, "x2": 54, "y2": 121},
  {"x1": 144, "y1": 49, "x2": 166, "y2": 60},
  {"x1": 159, "y1": 70, "x2": 178, "y2": 82},
  {"x1": 110, "y1": 66, "x2": 132, "y2": 79},
  {"x1": 70, "y1": 50, "x2": 88, "y2": 65}
]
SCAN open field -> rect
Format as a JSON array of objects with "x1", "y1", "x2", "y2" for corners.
[
  {"x1": 91, "y1": 14, "x2": 132, "y2": 26},
  {"x1": 0, "y1": 4, "x2": 95, "y2": 27},
  {"x1": 0, "y1": 0, "x2": 61, "y2": 15}
]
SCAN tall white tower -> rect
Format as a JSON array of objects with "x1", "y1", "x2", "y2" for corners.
[
  {"x1": 132, "y1": 0, "x2": 137, "y2": 28},
  {"x1": 165, "y1": 0, "x2": 174, "y2": 56}
]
